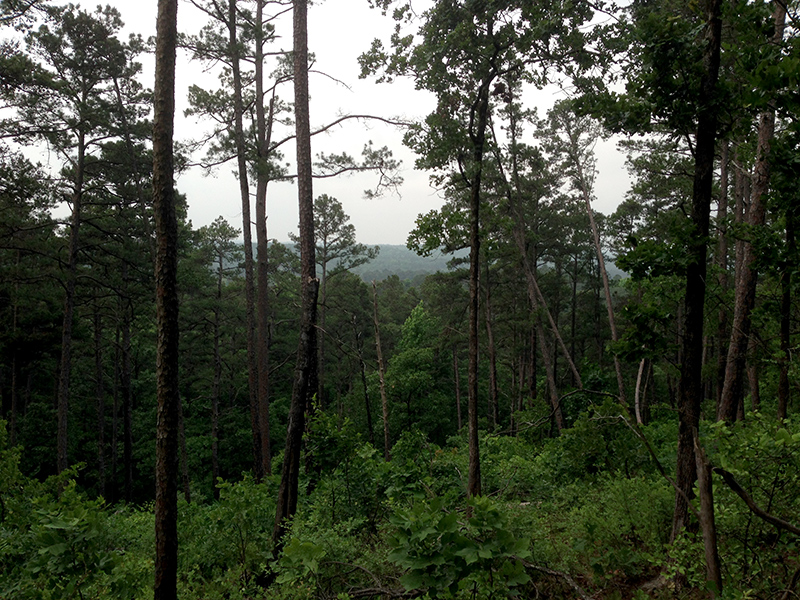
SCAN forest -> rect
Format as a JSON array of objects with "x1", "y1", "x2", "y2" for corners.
[{"x1": 1, "y1": 0, "x2": 799, "y2": 598}]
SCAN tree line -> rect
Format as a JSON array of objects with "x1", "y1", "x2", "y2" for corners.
[{"x1": 1, "y1": 0, "x2": 799, "y2": 598}]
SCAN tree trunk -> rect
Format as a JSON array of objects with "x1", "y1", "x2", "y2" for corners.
[
  {"x1": 94, "y1": 308, "x2": 106, "y2": 498},
  {"x1": 372, "y1": 281, "x2": 391, "y2": 461},
  {"x1": 695, "y1": 431, "x2": 723, "y2": 597},
  {"x1": 356, "y1": 322, "x2": 375, "y2": 446},
  {"x1": 255, "y1": 13, "x2": 276, "y2": 475},
  {"x1": 212, "y1": 255, "x2": 222, "y2": 499},
  {"x1": 715, "y1": 142, "x2": 730, "y2": 409},
  {"x1": 483, "y1": 262, "x2": 499, "y2": 429},
  {"x1": 121, "y1": 295, "x2": 133, "y2": 503},
  {"x1": 778, "y1": 205, "x2": 794, "y2": 420},
  {"x1": 228, "y1": 0, "x2": 262, "y2": 480},
  {"x1": 719, "y1": 0, "x2": 786, "y2": 423},
  {"x1": 153, "y1": 0, "x2": 180, "y2": 597},
  {"x1": 274, "y1": 0, "x2": 318, "y2": 551},
  {"x1": 56, "y1": 130, "x2": 85, "y2": 475},
  {"x1": 566, "y1": 121, "x2": 625, "y2": 405},
  {"x1": 672, "y1": 0, "x2": 723, "y2": 543},
  {"x1": 178, "y1": 394, "x2": 190, "y2": 504},
  {"x1": 466, "y1": 77, "x2": 491, "y2": 499}
]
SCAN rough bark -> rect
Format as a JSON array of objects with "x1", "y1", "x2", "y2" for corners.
[
  {"x1": 274, "y1": 0, "x2": 317, "y2": 551},
  {"x1": 718, "y1": 0, "x2": 786, "y2": 423},
  {"x1": 672, "y1": 0, "x2": 723, "y2": 542},
  {"x1": 152, "y1": 0, "x2": 180, "y2": 595}
]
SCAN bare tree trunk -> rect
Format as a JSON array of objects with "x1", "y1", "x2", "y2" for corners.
[
  {"x1": 484, "y1": 262, "x2": 499, "y2": 428},
  {"x1": 566, "y1": 121, "x2": 625, "y2": 404},
  {"x1": 695, "y1": 432, "x2": 723, "y2": 597},
  {"x1": 372, "y1": 281, "x2": 390, "y2": 461},
  {"x1": 122, "y1": 296, "x2": 133, "y2": 503},
  {"x1": 153, "y1": 0, "x2": 180, "y2": 595},
  {"x1": 778, "y1": 205, "x2": 794, "y2": 420},
  {"x1": 539, "y1": 323, "x2": 566, "y2": 432},
  {"x1": 672, "y1": 0, "x2": 723, "y2": 542},
  {"x1": 56, "y1": 131, "x2": 85, "y2": 475},
  {"x1": 94, "y1": 308, "x2": 106, "y2": 498},
  {"x1": 255, "y1": 6, "x2": 276, "y2": 475},
  {"x1": 466, "y1": 78, "x2": 491, "y2": 499},
  {"x1": 635, "y1": 358, "x2": 646, "y2": 425},
  {"x1": 227, "y1": 0, "x2": 262, "y2": 480},
  {"x1": 274, "y1": 0, "x2": 318, "y2": 551},
  {"x1": 212, "y1": 256, "x2": 222, "y2": 499},
  {"x1": 719, "y1": 0, "x2": 786, "y2": 423},
  {"x1": 715, "y1": 142, "x2": 730, "y2": 409},
  {"x1": 355, "y1": 319, "x2": 375, "y2": 446}
]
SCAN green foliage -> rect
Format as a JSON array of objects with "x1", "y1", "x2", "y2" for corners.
[
  {"x1": 178, "y1": 476, "x2": 276, "y2": 597},
  {"x1": 0, "y1": 432, "x2": 149, "y2": 600},
  {"x1": 388, "y1": 496, "x2": 530, "y2": 598}
]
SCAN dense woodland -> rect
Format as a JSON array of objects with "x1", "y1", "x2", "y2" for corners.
[{"x1": 1, "y1": 0, "x2": 800, "y2": 598}]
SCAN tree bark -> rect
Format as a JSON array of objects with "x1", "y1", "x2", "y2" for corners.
[
  {"x1": 672, "y1": 0, "x2": 723, "y2": 542},
  {"x1": 228, "y1": 0, "x2": 262, "y2": 480},
  {"x1": 152, "y1": 0, "x2": 180, "y2": 595},
  {"x1": 274, "y1": 0, "x2": 318, "y2": 552},
  {"x1": 466, "y1": 78, "x2": 491, "y2": 499},
  {"x1": 255, "y1": 6, "x2": 275, "y2": 475},
  {"x1": 718, "y1": 0, "x2": 786, "y2": 423}
]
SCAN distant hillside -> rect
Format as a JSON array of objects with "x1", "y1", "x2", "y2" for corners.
[
  {"x1": 265, "y1": 243, "x2": 625, "y2": 283},
  {"x1": 353, "y1": 244, "x2": 463, "y2": 283}
]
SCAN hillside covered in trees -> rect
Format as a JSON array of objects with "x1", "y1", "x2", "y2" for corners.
[{"x1": 1, "y1": 0, "x2": 799, "y2": 599}]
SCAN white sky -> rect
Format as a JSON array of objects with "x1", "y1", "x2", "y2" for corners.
[{"x1": 96, "y1": 0, "x2": 628, "y2": 245}]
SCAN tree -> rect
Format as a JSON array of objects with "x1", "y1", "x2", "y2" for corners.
[
  {"x1": 290, "y1": 193, "x2": 378, "y2": 406},
  {"x1": 273, "y1": 0, "x2": 318, "y2": 551},
  {"x1": 11, "y1": 4, "x2": 145, "y2": 475},
  {"x1": 152, "y1": 0, "x2": 180, "y2": 596},
  {"x1": 718, "y1": 0, "x2": 788, "y2": 423},
  {"x1": 364, "y1": 0, "x2": 595, "y2": 497}
]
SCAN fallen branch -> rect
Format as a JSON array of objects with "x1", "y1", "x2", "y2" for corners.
[
  {"x1": 712, "y1": 466, "x2": 800, "y2": 536},
  {"x1": 518, "y1": 558, "x2": 594, "y2": 600}
]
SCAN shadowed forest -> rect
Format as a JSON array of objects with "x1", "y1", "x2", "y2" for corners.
[{"x1": 1, "y1": 0, "x2": 799, "y2": 598}]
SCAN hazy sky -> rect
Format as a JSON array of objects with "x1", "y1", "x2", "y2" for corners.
[{"x1": 102, "y1": 0, "x2": 629, "y2": 245}]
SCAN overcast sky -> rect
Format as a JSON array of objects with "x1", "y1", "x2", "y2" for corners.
[{"x1": 101, "y1": 0, "x2": 629, "y2": 245}]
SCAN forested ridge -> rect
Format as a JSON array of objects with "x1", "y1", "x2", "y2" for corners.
[{"x1": 1, "y1": 0, "x2": 799, "y2": 599}]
